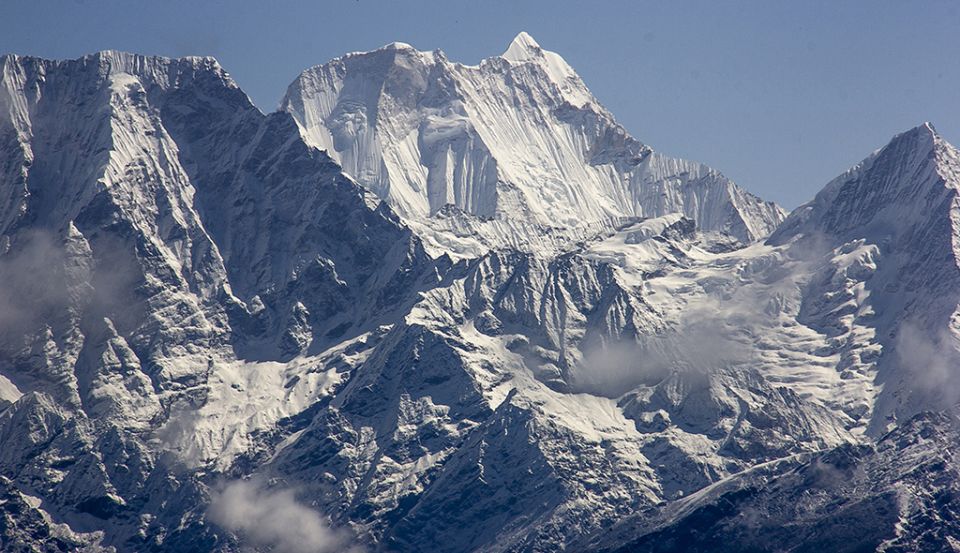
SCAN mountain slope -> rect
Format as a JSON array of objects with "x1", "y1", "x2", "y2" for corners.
[
  {"x1": 586, "y1": 411, "x2": 960, "y2": 553},
  {"x1": 281, "y1": 33, "x2": 786, "y2": 255},
  {"x1": 573, "y1": 123, "x2": 960, "y2": 552},
  {"x1": 246, "y1": 228, "x2": 852, "y2": 552},
  {"x1": 2, "y1": 44, "x2": 960, "y2": 553},
  {"x1": 0, "y1": 50, "x2": 437, "y2": 550},
  {"x1": 771, "y1": 122, "x2": 960, "y2": 435}
]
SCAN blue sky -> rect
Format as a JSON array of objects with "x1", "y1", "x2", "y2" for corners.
[{"x1": 2, "y1": 0, "x2": 958, "y2": 208}]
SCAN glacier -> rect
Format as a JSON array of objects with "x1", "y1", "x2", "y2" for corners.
[{"x1": 1, "y1": 34, "x2": 960, "y2": 553}]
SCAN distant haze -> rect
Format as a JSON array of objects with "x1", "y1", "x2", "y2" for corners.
[{"x1": 2, "y1": 0, "x2": 958, "y2": 209}]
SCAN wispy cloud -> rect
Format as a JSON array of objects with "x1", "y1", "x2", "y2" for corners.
[
  {"x1": 208, "y1": 478, "x2": 361, "y2": 553},
  {"x1": 0, "y1": 227, "x2": 144, "y2": 347},
  {"x1": 0, "y1": 229, "x2": 70, "y2": 341},
  {"x1": 895, "y1": 321, "x2": 960, "y2": 407},
  {"x1": 570, "y1": 305, "x2": 749, "y2": 397}
]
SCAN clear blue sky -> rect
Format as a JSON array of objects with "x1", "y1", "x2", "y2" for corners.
[{"x1": 3, "y1": 0, "x2": 958, "y2": 209}]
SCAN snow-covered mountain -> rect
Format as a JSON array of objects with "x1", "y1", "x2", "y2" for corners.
[
  {"x1": 2, "y1": 37, "x2": 960, "y2": 553},
  {"x1": 770, "y1": 122, "x2": 960, "y2": 436},
  {"x1": 282, "y1": 33, "x2": 786, "y2": 255},
  {"x1": 0, "y1": 50, "x2": 437, "y2": 550}
]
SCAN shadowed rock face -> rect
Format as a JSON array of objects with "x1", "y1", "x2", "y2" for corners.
[
  {"x1": 1, "y1": 40, "x2": 960, "y2": 553},
  {"x1": 588, "y1": 412, "x2": 960, "y2": 553}
]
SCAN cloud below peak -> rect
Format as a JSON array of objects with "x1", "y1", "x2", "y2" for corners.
[{"x1": 208, "y1": 478, "x2": 360, "y2": 553}]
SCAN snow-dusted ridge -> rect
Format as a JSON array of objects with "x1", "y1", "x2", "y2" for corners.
[{"x1": 281, "y1": 32, "x2": 787, "y2": 256}]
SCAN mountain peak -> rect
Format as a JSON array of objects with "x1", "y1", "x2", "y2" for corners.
[
  {"x1": 282, "y1": 32, "x2": 786, "y2": 250},
  {"x1": 881, "y1": 121, "x2": 940, "y2": 149},
  {"x1": 81, "y1": 49, "x2": 222, "y2": 70},
  {"x1": 888, "y1": 120, "x2": 939, "y2": 151},
  {"x1": 383, "y1": 41, "x2": 415, "y2": 51},
  {"x1": 0, "y1": 50, "x2": 225, "y2": 75},
  {"x1": 502, "y1": 31, "x2": 542, "y2": 61},
  {"x1": 768, "y1": 121, "x2": 956, "y2": 246}
]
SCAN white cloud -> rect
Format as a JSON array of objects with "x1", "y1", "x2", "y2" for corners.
[
  {"x1": 208, "y1": 479, "x2": 360, "y2": 553},
  {"x1": 569, "y1": 303, "x2": 750, "y2": 397},
  {"x1": 896, "y1": 321, "x2": 960, "y2": 405}
]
